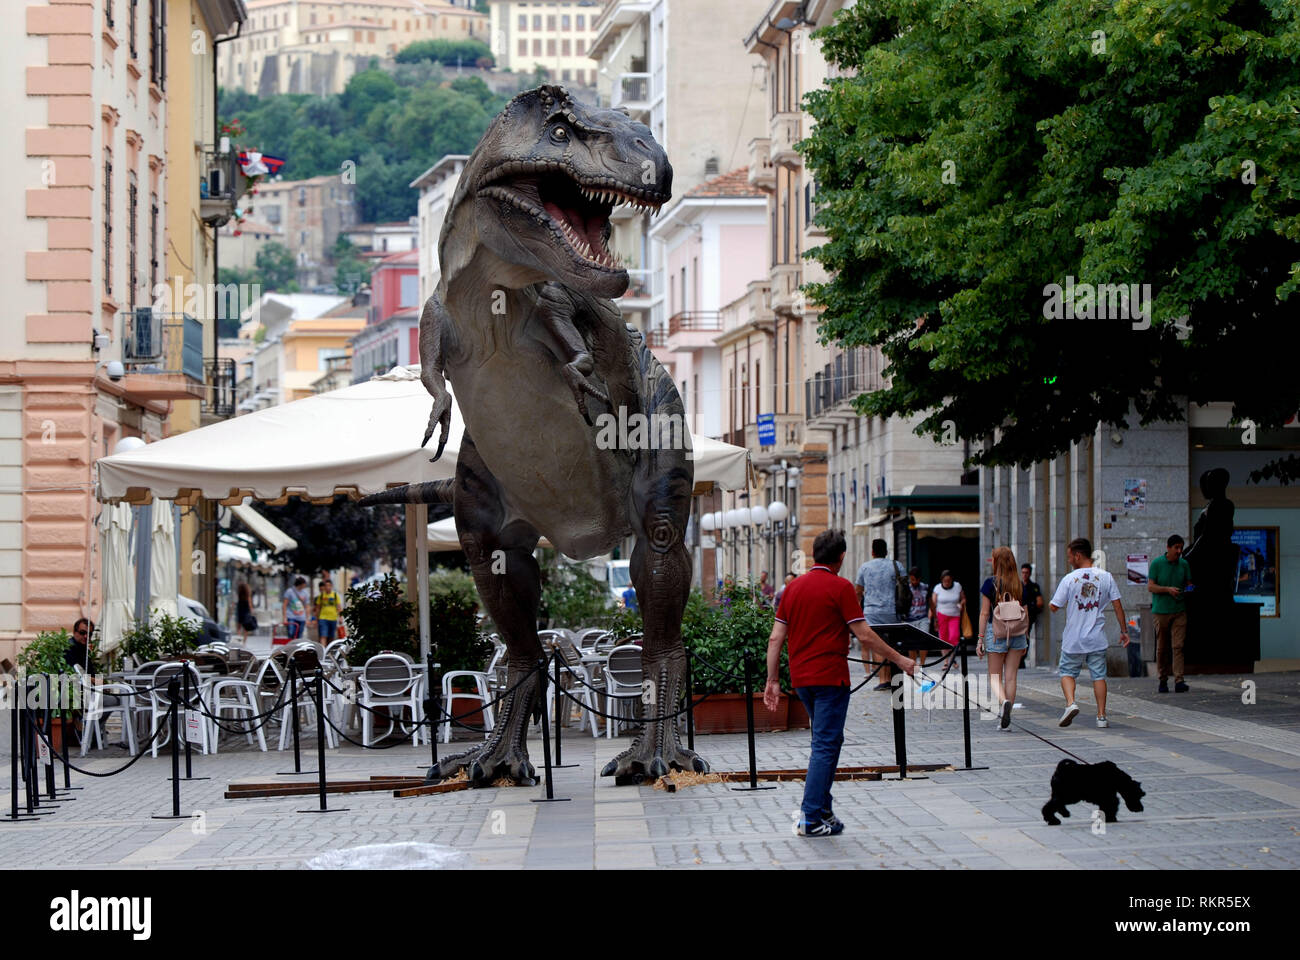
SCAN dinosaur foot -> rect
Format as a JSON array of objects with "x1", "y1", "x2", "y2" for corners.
[
  {"x1": 599, "y1": 734, "x2": 710, "y2": 782},
  {"x1": 429, "y1": 741, "x2": 537, "y2": 787}
]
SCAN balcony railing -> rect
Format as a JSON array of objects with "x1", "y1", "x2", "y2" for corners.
[
  {"x1": 804, "y1": 347, "x2": 885, "y2": 420},
  {"x1": 200, "y1": 149, "x2": 242, "y2": 227},
  {"x1": 667, "y1": 311, "x2": 722, "y2": 337},
  {"x1": 612, "y1": 72, "x2": 651, "y2": 110},
  {"x1": 203, "y1": 358, "x2": 236, "y2": 419},
  {"x1": 617, "y1": 268, "x2": 659, "y2": 304},
  {"x1": 771, "y1": 111, "x2": 803, "y2": 167},
  {"x1": 645, "y1": 327, "x2": 667, "y2": 349},
  {"x1": 748, "y1": 138, "x2": 774, "y2": 190},
  {"x1": 123, "y1": 310, "x2": 205, "y2": 382},
  {"x1": 770, "y1": 263, "x2": 803, "y2": 315}
]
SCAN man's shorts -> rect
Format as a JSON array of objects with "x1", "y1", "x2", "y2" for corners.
[{"x1": 1058, "y1": 648, "x2": 1107, "y2": 679}]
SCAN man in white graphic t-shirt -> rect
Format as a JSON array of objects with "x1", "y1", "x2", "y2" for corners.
[{"x1": 1049, "y1": 537, "x2": 1129, "y2": 729}]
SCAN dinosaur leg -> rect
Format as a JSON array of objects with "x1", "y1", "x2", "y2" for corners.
[
  {"x1": 430, "y1": 435, "x2": 545, "y2": 787},
  {"x1": 600, "y1": 458, "x2": 708, "y2": 780}
]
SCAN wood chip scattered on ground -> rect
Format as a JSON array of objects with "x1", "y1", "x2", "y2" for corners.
[{"x1": 654, "y1": 769, "x2": 725, "y2": 791}]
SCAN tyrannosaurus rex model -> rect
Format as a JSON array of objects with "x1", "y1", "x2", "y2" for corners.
[{"x1": 364, "y1": 85, "x2": 708, "y2": 786}]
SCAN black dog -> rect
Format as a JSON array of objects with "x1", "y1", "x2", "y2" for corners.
[{"x1": 1041, "y1": 759, "x2": 1145, "y2": 825}]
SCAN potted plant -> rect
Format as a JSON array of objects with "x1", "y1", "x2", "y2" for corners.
[
  {"x1": 681, "y1": 583, "x2": 806, "y2": 734},
  {"x1": 16, "y1": 629, "x2": 83, "y2": 753},
  {"x1": 342, "y1": 574, "x2": 416, "y2": 664},
  {"x1": 120, "y1": 610, "x2": 201, "y2": 666},
  {"x1": 430, "y1": 569, "x2": 494, "y2": 729}
]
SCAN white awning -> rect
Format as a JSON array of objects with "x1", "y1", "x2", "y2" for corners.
[
  {"x1": 853, "y1": 512, "x2": 893, "y2": 529},
  {"x1": 427, "y1": 516, "x2": 554, "y2": 553},
  {"x1": 911, "y1": 510, "x2": 981, "y2": 539},
  {"x1": 97, "y1": 365, "x2": 750, "y2": 503},
  {"x1": 229, "y1": 502, "x2": 298, "y2": 553}
]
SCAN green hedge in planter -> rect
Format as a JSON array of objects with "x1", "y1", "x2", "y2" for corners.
[
  {"x1": 343, "y1": 573, "x2": 416, "y2": 663},
  {"x1": 120, "y1": 611, "x2": 201, "y2": 665},
  {"x1": 681, "y1": 582, "x2": 791, "y2": 695}
]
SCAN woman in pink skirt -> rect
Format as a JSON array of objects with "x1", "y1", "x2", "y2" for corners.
[{"x1": 929, "y1": 570, "x2": 965, "y2": 646}]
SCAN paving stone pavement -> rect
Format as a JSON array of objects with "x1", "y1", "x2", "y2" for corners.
[{"x1": 1, "y1": 667, "x2": 1297, "y2": 869}]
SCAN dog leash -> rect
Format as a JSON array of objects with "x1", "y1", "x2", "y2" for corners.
[{"x1": 912, "y1": 665, "x2": 1092, "y2": 764}]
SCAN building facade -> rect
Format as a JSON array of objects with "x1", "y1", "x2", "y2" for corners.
[
  {"x1": 410, "y1": 153, "x2": 467, "y2": 308},
  {"x1": 218, "y1": 0, "x2": 489, "y2": 96},
  {"x1": 489, "y1": 0, "x2": 604, "y2": 86},
  {"x1": 246, "y1": 173, "x2": 359, "y2": 288},
  {"x1": 0, "y1": 0, "x2": 247, "y2": 659}
]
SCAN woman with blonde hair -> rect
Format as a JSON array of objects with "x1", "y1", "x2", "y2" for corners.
[{"x1": 977, "y1": 547, "x2": 1030, "y2": 730}]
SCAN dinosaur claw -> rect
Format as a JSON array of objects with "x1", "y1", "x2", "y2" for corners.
[
  {"x1": 600, "y1": 758, "x2": 619, "y2": 777},
  {"x1": 648, "y1": 757, "x2": 669, "y2": 779}
]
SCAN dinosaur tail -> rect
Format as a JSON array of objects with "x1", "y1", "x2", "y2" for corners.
[{"x1": 359, "y1": 479, "x2": 455, "y2": 506}]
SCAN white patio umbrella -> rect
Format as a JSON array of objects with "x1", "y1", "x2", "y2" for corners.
[
  {"x1": 98, "y1": 503, "x2": 135, "y2": 655},
  {"x1": 148, "y1": 501, "x2": 179, "y2": 619},
  {"x1": 427, "y1": 516, "x2": 554, "y2": 552}
]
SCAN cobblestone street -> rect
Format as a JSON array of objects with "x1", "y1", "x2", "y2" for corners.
[{"x1": 3, "y1": 668, "x2": 1297, "y2": 870}]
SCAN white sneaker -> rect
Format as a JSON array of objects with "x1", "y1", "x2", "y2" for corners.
[
  {"x1": 1096, "y1": 716, "x2": 1109, "y2": 728},
  {"x1": 1059, "y1": 703, "x2": 1080, "y2": 727}
]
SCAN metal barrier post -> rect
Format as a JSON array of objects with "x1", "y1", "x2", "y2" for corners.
[
  {"x1": 957, "y1": 638, "x2": 987, "y2": 771},
  {"x1": 731, "y1": 653, "x2": 775, "y2": 792},
  {"x1": 298, "y1": 672, "x2": 346, "y2": 814},
  {"x1": 153, "y1": 677, "x2": 187, "y2": 819},
  {"x1": 552, "y1": 650, "x2": 576, "y2": 769},
  {"x1": 531, "y1": 658, "x2": 569, "y2": 803},
  {"x1": 4, "y1": 676, "x2": 38, "y2": 822},
  {"x1": 277, "y1": 659, "x2": 317, "y2": 776}
]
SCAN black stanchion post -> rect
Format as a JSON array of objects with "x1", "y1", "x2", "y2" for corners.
[
  {"x1": 299, "y1": 672, "x2": 346, "y2": 814},
  {"x1": 732, "y1": 652, "x2": 775, "y2": 792},
  {"x1": 426, "y1": 652, "x2": 439, "y2": 770},
  {"x1": 685, "y1": 653, "x2": 695, "y2": 753},
  {"x1": 957, "y1": 638, "x2": 987, "y2": 772},
  {"x1": 532, "y1": 659, "x2": 569, "y2": 803},
  {"x1": 552, "y1": 650, "x2": 577, "y2": 769},
  {"x1": 56, "y1": 674, "x2": 80, "y2": 792},
  {"x1": 278, "y1": 659, "x2": 317, "y2": 776},
  {"x1": 890, "y1": 672, "x2": 912, "y2": 781},
  {"x1": 43, "y1": 702, "x2": 57, "y2": 801},
  {"x1": 20, "y1": 681, "x2": 38, "y2": 812},
  {"x1": 177, "y1": 664, "x2": 209, "y2": 782},
  {"x1": 153, "y1": 677, "x2": 187, "y2": 819},
  {"x1": 5, "y1": 676, "x2": 39, "y2": 822}
]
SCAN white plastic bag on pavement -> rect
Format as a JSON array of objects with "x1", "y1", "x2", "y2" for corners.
[{"x1": 304, "y1": 842, "x2": 469, "y2": 870}]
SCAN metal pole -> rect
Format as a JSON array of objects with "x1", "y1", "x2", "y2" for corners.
[
  {"x1": 290, "y1": 661, "x2": 301, "y2": 771},
  {"x1": 890, "y1": 671, "x2": 908, "y2": 780},
  {"x1": 6, "y1": 676, "x2": 38, "y2": 821},
  {"x1": 685, "y1": 653, "x2": 695, "y2": 752},
  {"x1": 315, "y1": 673, "x2": 327, "y2": 811},
  {"x1": 182, "y1": 664, "x2": 193, "y2": 779},
  {"x1": 961, "y1": 639, "x2": 972, "y2": 769},
  {"x1": 553, "y1": 650, "x2": 562, "y2": 765},
  {"x1": 168, "y1": 680, "x2": 180, "y2": 815},
  {"x1": 531, "y1": 657, "x2": 568, "y2": 802},
  {"x1": 44, "y1": 697, "x2": 56, "y2": 801},
  {"x1": 730, "y1": 653, "x2": 773, "y2": 791},
  {"x1": 426, "y1": 652, "x2": 439, "y2": 770}
]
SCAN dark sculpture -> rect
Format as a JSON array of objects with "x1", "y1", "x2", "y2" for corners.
[
  {"x1": 1183, "y1": 467, "x2": 1236, "y2": 607},
  {"x1": 364, "y1": 86, "x2": 707, "y2": 785}
]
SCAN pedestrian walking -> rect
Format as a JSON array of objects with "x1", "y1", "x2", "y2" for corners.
[
  {"x1": 774, "y1": 573, "x2": 795, "y2": 610},
  {"x1": 1020, "y1": 562, "x2": 1044, "y2": 649},
  {"x1": 904, "y1": 566, "x2": 930, "y2": 669},
  {"x1": 1049, "y1": 538, "x2": 1130, "y2": 728},
  {"x1": 977, "y1": 547, "x2": 1030, "y2": 730},
  {"x1": 1148, "y1": 534, "x2": 1191, "y2": 693},
  {"x1": 314, "y1": 573, "x2": 342, "y2": 643},
  {"x1": 763, "y1": 529, "x2": 916, "y2": 837},
  {"x1": 235, "y1": 581, "x2": 258, "y2": 642},
  {"x1": 929, "y1": 570, "x2": 966, "y2": 648},
  {"x1": 759, "y1": 570, "x2": 775, "y2": 606},
  {"x1": 282, "y1": 575, "x2": 310, "y2": 640},
  {"x1": 854, "y1": 539, "x2": 907, "y2": 690}
]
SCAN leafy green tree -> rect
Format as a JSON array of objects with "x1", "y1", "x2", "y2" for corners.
[
  {"x1": 801, "y1": 0, "x2": 1300, "y2": 470},
  {"x1": 393, "y1": 38, "x2": 492, "y2": 67},
  {"x1": 341, "y1": 69, "x2": 401, "y2": 126},
  {"x1": 450, "y1": 75, "x2": 496, "y2": 110},
  {"x1": 253, "y1": 241, "x2": 299, "y2": 292},
  {"x1": 247, "y1": 497, "x2": 407, "y2": 574}
]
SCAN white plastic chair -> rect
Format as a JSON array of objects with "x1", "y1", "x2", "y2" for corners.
[
  {"x1": 603, "y1": 644, "x2": 643, "y2": 738},
  {"x1": 74, "y1": 666, "x2": 139, "y2": 756},
  {"x1": 147, "y1": 662, "x2": 210, "y2": 757},
  {"x1": 276, "y1": 657, "x2": 339, "y2": 751},
  {"x1": 360, "y1": 654, "x2": 426, "y2": 747},
  {"x1": 439, "y1": 671, "x2": 495, "y2": 744},
  {"x1": 207, "y1": 677, "x2": 268, "y2": 753},
  {"x1": 548, "y1": 643, "x2": 602, "y2": 738}
]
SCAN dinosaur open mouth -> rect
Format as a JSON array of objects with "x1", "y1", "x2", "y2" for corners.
[{"x1": 478, "y1": 164, "x2": 665, "y2": 271}]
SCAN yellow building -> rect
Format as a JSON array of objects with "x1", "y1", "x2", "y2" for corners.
[{"x1": 167, "y1": 0, "x2": 249, "y2": 609}]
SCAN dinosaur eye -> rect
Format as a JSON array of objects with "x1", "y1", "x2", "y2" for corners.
[{"x1": 551, "y1": 125, "x2": 569, "y2": 143}]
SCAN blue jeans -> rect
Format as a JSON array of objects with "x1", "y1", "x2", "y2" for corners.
[
  {"x1": 286, "y1": 618, "x2": 306, "y2": 640},
  {"x1": 317, "y1": 619, "x2": 338, "y2": 642},
  {"x1": 796, "y1": 685, "x2": 851, "y2": 823}
]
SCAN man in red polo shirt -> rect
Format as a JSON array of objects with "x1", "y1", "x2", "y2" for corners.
[{"x1": 763, "y1": 529, "x2": 916, "y2": 837}]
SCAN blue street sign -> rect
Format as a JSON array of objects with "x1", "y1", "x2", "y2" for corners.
[{"x1": 756, "y1": 412, "x2": 776, "y2": 446}]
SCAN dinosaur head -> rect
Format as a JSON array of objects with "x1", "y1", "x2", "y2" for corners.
[{"x1": 462, "y1": 85, "x2": 671, "y2": 299}]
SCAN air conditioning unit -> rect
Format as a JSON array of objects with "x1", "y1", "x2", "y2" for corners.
[{"x1": 129, "y1": 307, "x2": 160, "y2": 360}]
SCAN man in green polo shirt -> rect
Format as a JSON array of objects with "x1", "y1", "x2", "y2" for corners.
[{"x1": 1148, "y1": 534, "x2": 1191, "y2": 693}]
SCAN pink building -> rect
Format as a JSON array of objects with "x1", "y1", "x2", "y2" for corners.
[
  {"x1": 647, "y1": 167, "x2": 767, "y2": 440},
  {"x1": 351, "y1": 249, "x2": 420, "y2": 382}
]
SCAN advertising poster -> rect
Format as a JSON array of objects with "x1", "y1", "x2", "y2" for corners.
[
  {"x1": 1127, "y1": 553, "x2": 1149, "y2": 585},
  {"x1": 1123, "y1": 477, "x2": 1148, "y2": 510},
  {"x1": 1230, "y1": 527, "x2": 1279, "y2": 617}
]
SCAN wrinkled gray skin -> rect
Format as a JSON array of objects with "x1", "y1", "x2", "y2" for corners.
[{"x1": 363, "y1": 86, "x2": 707, "y2": 786}]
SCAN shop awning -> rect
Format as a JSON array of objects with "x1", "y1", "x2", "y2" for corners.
[
  {"x1": 910, "y1": 510, "x2": 981, "y2": 538},
  {"x1": 853, "y1": 512, "x2": 893, "y2": 529},
  {"x1": 228, "y1": 502, "x2": 298, "y2": 553}
]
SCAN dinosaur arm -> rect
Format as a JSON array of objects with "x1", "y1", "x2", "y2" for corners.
[
  {"x1": 419, "y1": 293, "x2": 454, "y2": 462},
  {"x1": 532, "y1": 283, "x2": 610, "y2": 425}
]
